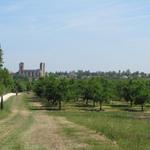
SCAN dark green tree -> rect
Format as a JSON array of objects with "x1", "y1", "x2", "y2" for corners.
[
  {"x1": 134, "y1": 81, "x2": 150, "y2": 111},
  {"x1": 93, "y1": 78, "x2": 110, "y2": 110},
  {"x1": 120, "y1": 79, "x2": 140, "y2": 107},
  {"x1": 0, "y1": 69, "x2": 13, "y2": 110}
]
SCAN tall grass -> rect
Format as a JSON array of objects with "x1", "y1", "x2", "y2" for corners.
[{"x1": 0, "y1": 96, "x2": 16, "y2": 119}]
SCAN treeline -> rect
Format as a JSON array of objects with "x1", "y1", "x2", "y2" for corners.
[
  {"x1": 33, "y1": 76, "x2": 150, "y2": 111},
  {"x1": 0, "y1": 70, "x2": 32, "y2": 109},
  {"x1": 53, "y1": 69, "x2": 150, "y2": 79}
]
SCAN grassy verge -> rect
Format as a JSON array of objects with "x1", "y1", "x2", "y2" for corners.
[{"x1": 0, "y1": 94, "x2": 34, "y2": 150}]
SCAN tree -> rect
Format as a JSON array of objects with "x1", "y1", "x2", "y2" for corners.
[
  {"x1": 13, "y1": 75, "x2": 32, "y2": 94},
  {"x1": 33, "y1": 77, "x2": 47, "y2": 97},
  {"x1": 93, "y1": 78, "x2": 109, "y2": 111},
  {"x1": 0, "y1": 84, "x2": 4, "y2": 109},
  {"x1": 80, "y1": 78, "x2": 95, "y2": 105},
  {"x1": 120, "y1": 79, "x2": 140, "y2": 107},
  {"x1": 56, "y1": 78, "x2": 68, "y2": 110},
  {"x1": 0, "y1": 68, "x2": 14, "y2": 109},
  {"x1": 134, "y1": 81, "x2": 150, "y2": 111},
  {"x1": 34, "y1": 76, "x2": 68, "y2": 110}
]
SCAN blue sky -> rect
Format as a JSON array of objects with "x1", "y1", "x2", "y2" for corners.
[{"x1": 0, "y1": 0, "x2": 150, "y2": 72}]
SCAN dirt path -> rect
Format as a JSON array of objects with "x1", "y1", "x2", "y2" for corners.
[{"x1": 0, "y1": 94, "x2": 119, "y2": 150}]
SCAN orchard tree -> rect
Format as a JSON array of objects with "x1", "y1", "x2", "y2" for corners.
[
  {"x1": 35, "y1": 76, "x2": 68, "y2": 110},
  {"x1": 93, "y1": 78, "x2": 110, "y2": 111},
  {"x1": 120, "y1": 79, "x2": 140, "y2": 107},
  {"x1": 56, "y1": 78, "x2": 68, "y2": 110},
  {"x1": 13, "y1": 75, "x2": 33, "y2": 94},
  {"x1": 134, "y1": 81, "x2": 150, "y2": 111},
  {"x1": 33, "y1": 77, "x2": 47, "y2": 97},
  {"x1": 81, "y1": 78, "x2": 95, "y2": 105}
]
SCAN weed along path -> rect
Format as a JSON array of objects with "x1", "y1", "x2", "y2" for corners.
[{"x1": 0, "y1": 94, "x2": 119, "y2": 150}]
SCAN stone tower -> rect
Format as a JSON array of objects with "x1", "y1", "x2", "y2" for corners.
[
  {"x1": 40, "y1": 62, "x2": 45, "y2": 77},
  {"x1": 19, "y1": 62, "x2": 24, "y2": 75}
]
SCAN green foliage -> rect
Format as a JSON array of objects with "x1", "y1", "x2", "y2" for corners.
[
  {"x1": 134, "y1": 80, "x2": 150, "y2": 111},
  {"x1": 13, "y1": 75, "x2": 33, "y2": 93},
  {"x1": 0, "y1": 68, "x2": 14, "y2": 94},
  {"x1": 33, "y1": 74, "x2": 150, "y2": 111},
  {"x1": 33, "y1": 76, "x2": 112, "y2": 110},
  {"x1": 0, "y1": 68, "x2": 13, "y2": 109},
  {"x1": 33, "y1": 76, "x2": 68, "y2": 110},
  {"x1": 93, "y1": 78, "x2": 110, "y2": 110},
  {"x1": 117, "y1": 79, "x2": 150, "y2": 110}
]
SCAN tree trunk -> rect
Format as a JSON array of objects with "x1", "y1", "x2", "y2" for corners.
[
  {"x1": 1, "y1": 95, "x2": 3, "y2": 110},
  {"x1": 99, "y1": 101, "x2": 102, "y2": 111},
  {"x1": 58, "y1": 100, "x2": 61, "y2": 110},
  {"x1": 141, "y1": 104, "x2": 144, "y2": 111}
]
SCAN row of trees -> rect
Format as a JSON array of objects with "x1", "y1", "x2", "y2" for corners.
[
  {"x1": 33, "y1": 76, "x2": 66, "y2": 110},
  {"x1": 0, "y1": 48, "x2": 14, "y2": 109},
  {"x1": 117, "y1": 79, "x2": 150, "y2": 111},
  {"x1": 54, "y1": 69, "x2": 150, "y2": 79},
  {"x1": 33, "y1": 76, "x2": 150, "y2": 111}
]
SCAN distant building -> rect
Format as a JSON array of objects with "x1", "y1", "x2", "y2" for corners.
[{"x1": 17, "y1": 62, "x2": 45, "y2": 79}]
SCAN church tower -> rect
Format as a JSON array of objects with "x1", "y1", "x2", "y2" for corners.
[
  {"x1": 19, "y1": 62, "x2": 24, "y2": 75},
  {"x1": 40, "y1": 62, "x2": 45, "y2": 77}
]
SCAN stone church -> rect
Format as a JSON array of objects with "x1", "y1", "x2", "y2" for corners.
[{"x1": 17, "y1": 62, "x2": 45, "y2": 79}]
